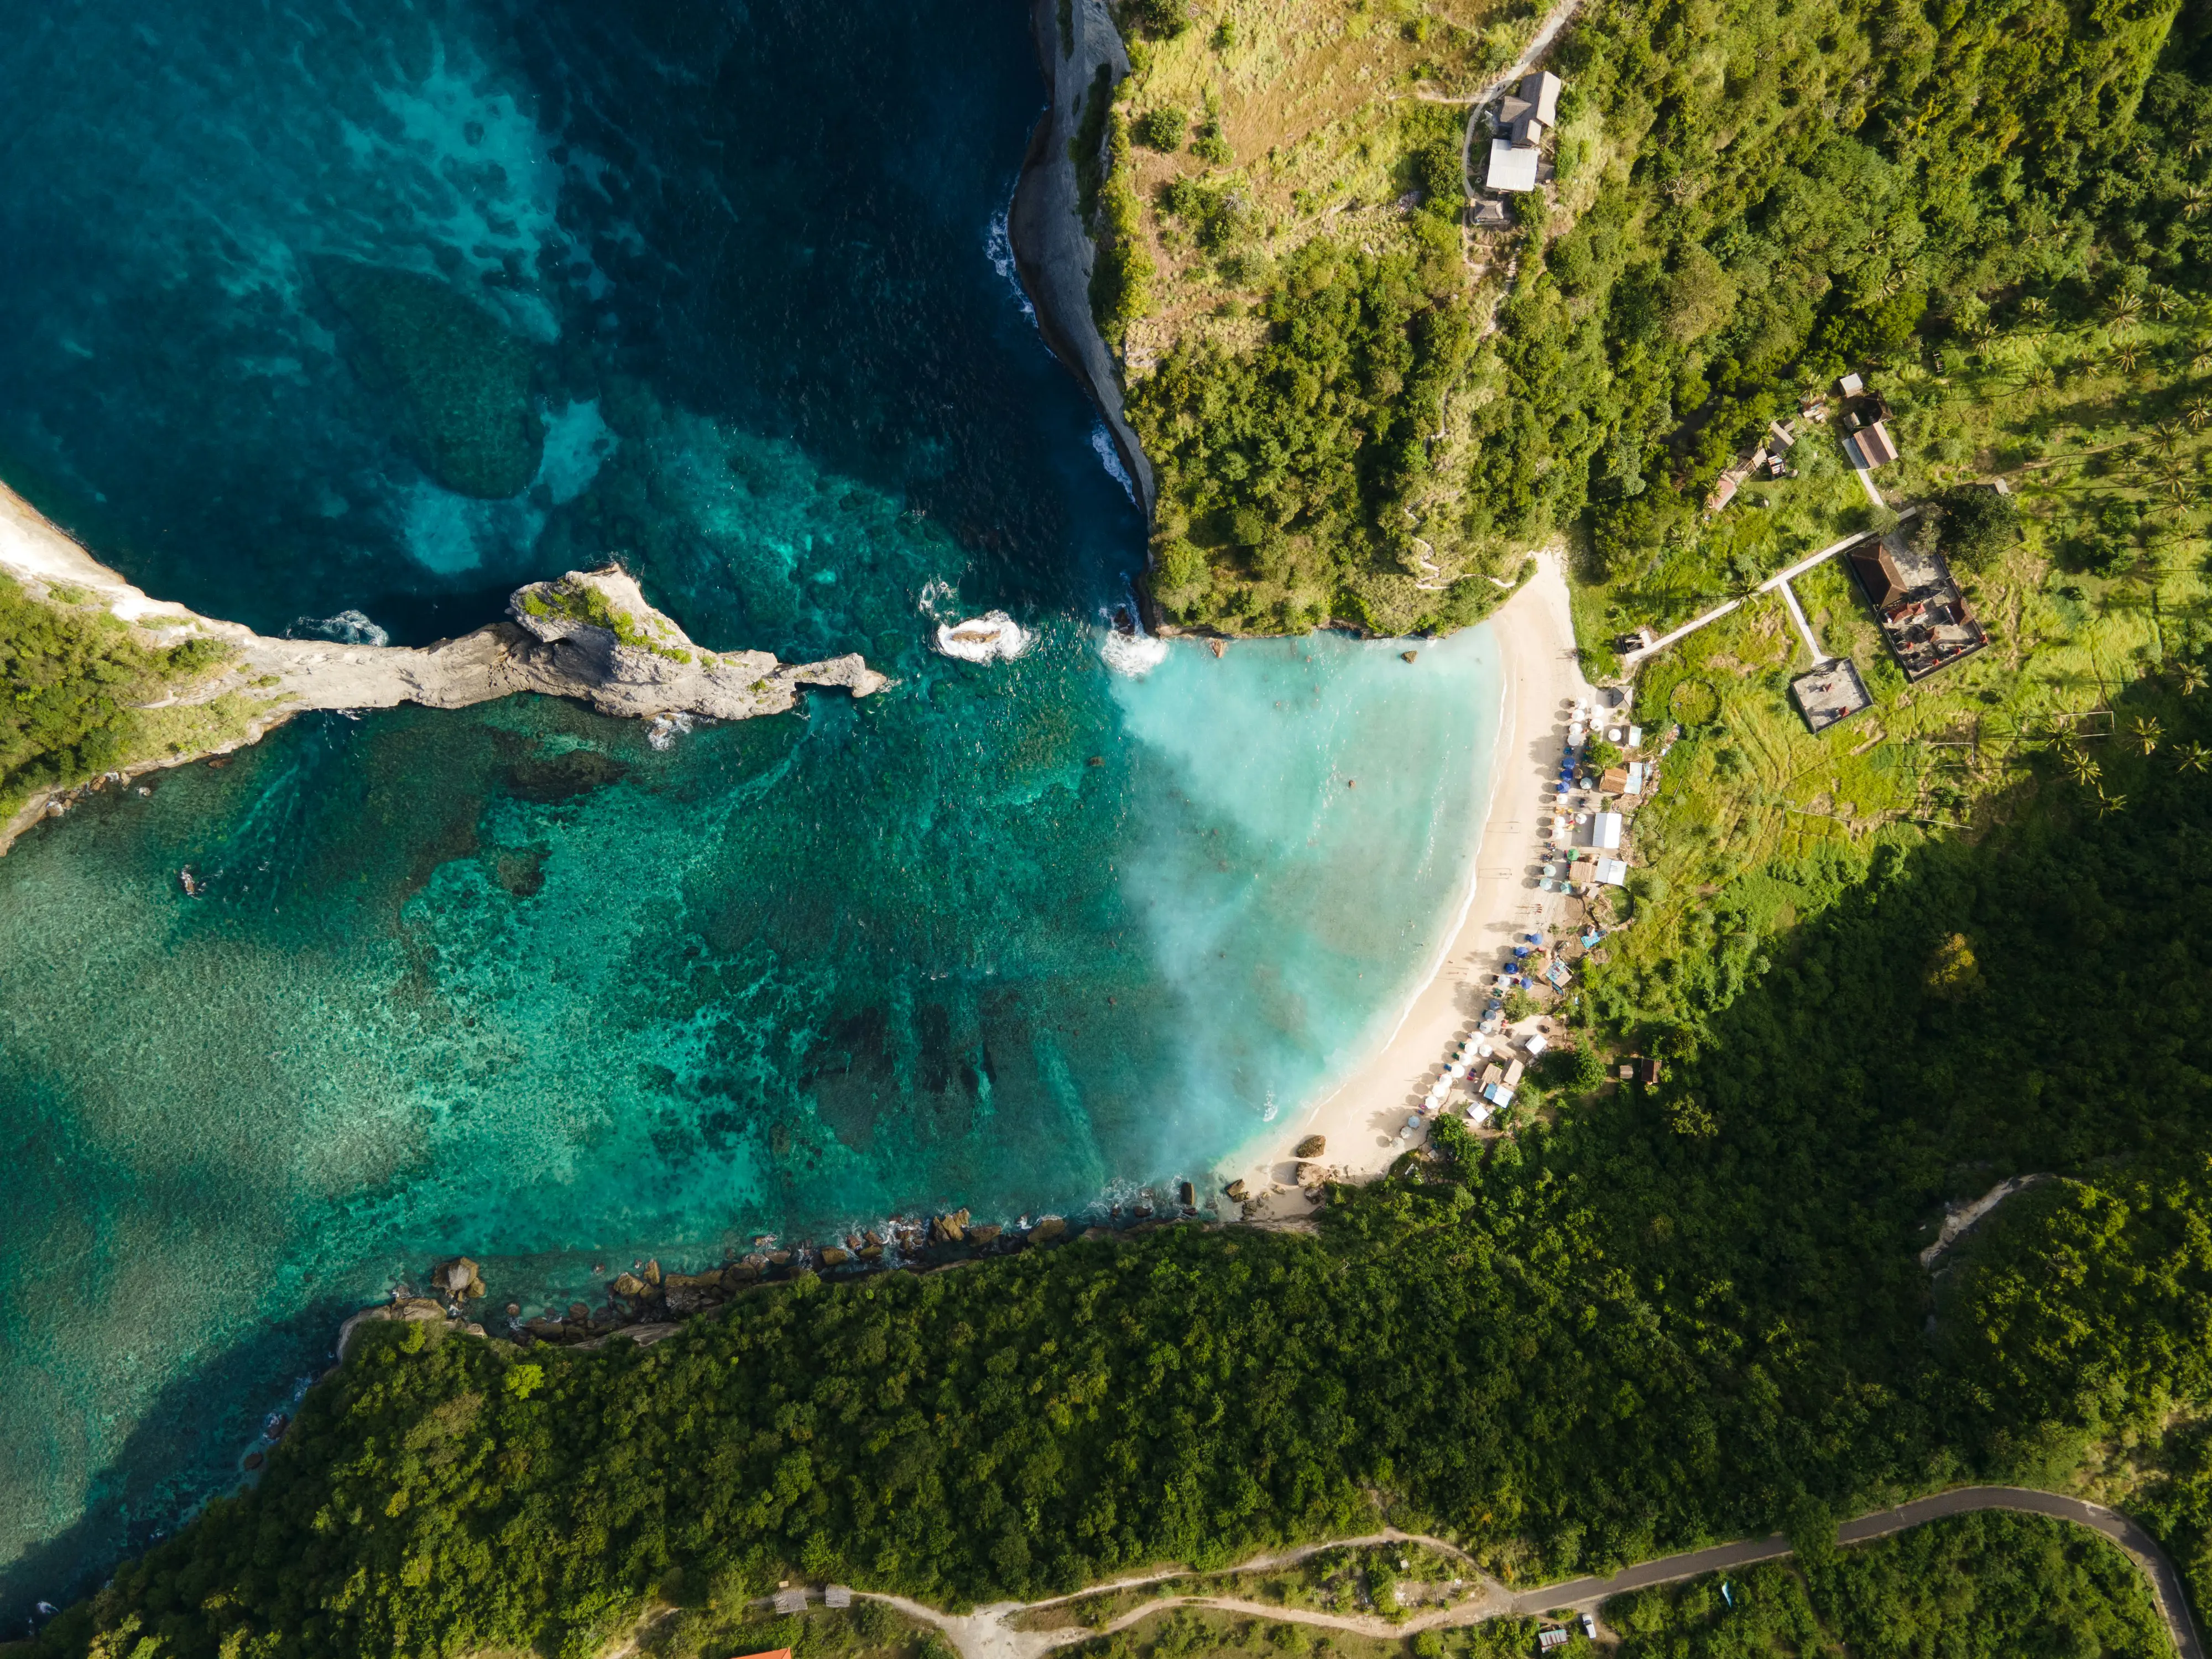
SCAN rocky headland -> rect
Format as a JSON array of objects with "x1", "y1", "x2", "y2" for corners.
[{"x1": 0, "y1": 481, "x2": 886, "y2": 853}]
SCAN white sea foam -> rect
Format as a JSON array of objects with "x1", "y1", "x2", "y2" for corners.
[
  {"x1": 1090, "y1": 423, "x2": 1136, "y2": 503},
  {"x1": 290, "y1": 609, "x2": 390, "y2": 647},
  {"x1": 935, "y1": 612, "x2": 1030, "y2": 663},
  {"x1": 645, "y1": 712, "x2": 694, "y2": 751},
  {"x1": 985, "y1": 205, "x2": 1036, "y2": 324},
  {"x1": 1099, "y1": 629, "x2": 1169, "y2": 677}
]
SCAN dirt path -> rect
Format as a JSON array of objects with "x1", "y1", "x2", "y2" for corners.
[{"x1": 855, "y1": 1488, "x2": 2201, "y2": 1659}]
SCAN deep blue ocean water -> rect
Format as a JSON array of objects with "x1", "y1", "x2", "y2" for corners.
[{"x1": 0, "y1": 0, "x2": 1501, "y2": 1618}]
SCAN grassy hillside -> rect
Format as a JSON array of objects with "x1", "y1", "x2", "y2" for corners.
[
  {"x1": 0, "y1": 576, "x2": 251, "y2": 820},
  {"x1": 1094, "y1": 0, "x2": 2205, "y2": 638}
]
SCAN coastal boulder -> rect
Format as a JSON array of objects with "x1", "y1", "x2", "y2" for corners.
[
  {"x1": 1029, "y1": 1216, "x2": 1067, "y2": 1244},
  {"x1": 1295, "y1": 1161, "x2": 1324, "y2": 1189},
  {"x1": 431, "y1": 1256, "x2": 486, "y2": 1300},
  {"x1": 1294, "y1": 1134, "x2": 1327, "y2": 1158},
  {"x1": 1177, "y1": 1181, "x2": 1196, "y2": 1208},
  {"x1": 968, "y1": 1224, "x2": 1002, "y2": 1246},
  {"x1": 611, "y1": 1271, "x2": 647, "y2": 1300},
  {"x1": 661, "y1": 1272, "x2": 726, "y2": 1314},
  {"x1": 820, "y1": 1248, "x2": 851, "y2": 1267},
  {"x1": 1224, "y1": 1179, "x2": 1249, "y2": 1202}
]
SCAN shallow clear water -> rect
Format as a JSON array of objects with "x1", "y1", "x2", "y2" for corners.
[{"x1": 0, "y1": 0, "x2": 1501, "y2": 1616}]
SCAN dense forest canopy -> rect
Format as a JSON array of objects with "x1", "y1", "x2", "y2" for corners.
[
  {"x1": 0, "y1": 576, "x2": 234, "y2": 816},
  {"x1": 1120, "y1": 0, "x2": 2208, "y2": 628},
  {"x1": 38, "y1": 657, "x2": 2212, "y2": 1657}
]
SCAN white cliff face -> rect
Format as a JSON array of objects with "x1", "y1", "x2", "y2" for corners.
[{"x1": 0, "y1": 482, "x2": 887, "y2": 848}]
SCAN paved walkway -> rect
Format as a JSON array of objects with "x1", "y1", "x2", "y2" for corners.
[
  {"x1": 1774, "y1": 576, "x2": 1825, "y2": 664},
  {"x1": 854, "y1": 1486, "x2": 2201, "y2": 1659},
  {"x1": 1619, "y1": 510, "x2": 1919, "y2": 672}
]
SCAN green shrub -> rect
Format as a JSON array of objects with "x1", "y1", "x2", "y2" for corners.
[{"x1": 1134, "y1": 105, "x2": 1187, "y2": 149}]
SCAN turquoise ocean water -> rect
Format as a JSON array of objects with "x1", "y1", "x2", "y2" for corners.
[{"x1": 0, "y1": 0, "x2": 1501, "y2": 1618}]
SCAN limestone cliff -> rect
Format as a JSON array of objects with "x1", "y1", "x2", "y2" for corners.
[
  {"x1": 1007, "y1": 0, "x2": 1156, "y2": 519},
  {"x1": 0, "y1": 482, "x2": 886, "y2": 852}
]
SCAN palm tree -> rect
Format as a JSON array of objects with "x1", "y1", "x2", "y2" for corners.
[
  {"x1": 2109, "y1": 289, "x2": 2145, "y2": 331},
  {"x1": 2152, "y1": 286, "x2": 2182, "y2": 321},
  {"x1": 2184, "y1": 183, "x2": 2210, "y2": 221},
  {"x1": 2177, "y1": 742, "x2": 2211, "y2": 775},
  {"x1": 2177, "y1": 661, "x2": 2205, "y2": 696},
  {"x1": 2114, "y1": 340, "x2": 2142, "y2": 374},
  {"x1": 2098, "y1": 787, "x2": 2128, "y2": 818},
  {"x1": 2190, "y1": 397, "x2": 2212, "y2": 432},
  {"x1": 2063, "y1": 745, "x2": 2101, "y2": 786},
  {"x1": 2132, "y1": 714, "x2": 2163, "y2": 754},
  {"x1": 2152, "y1": 420, "x2": 2183, "y2": 453}
]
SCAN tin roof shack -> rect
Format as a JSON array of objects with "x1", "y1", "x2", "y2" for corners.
[
  {"x1": 1790, "y1": 658, "x2": 1874, "y2": 733},
  {"x1": 1848, "y1": 530, "x2": 1991, "y2": 681}
]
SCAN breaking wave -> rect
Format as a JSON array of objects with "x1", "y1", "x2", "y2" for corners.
[{"x1": 289, "y1": 609, "x2": 389, "y2": 646}]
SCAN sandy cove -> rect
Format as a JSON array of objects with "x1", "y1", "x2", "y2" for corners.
[{"x1": 1221, "y1": 552, "x2": 1598, "y2": 1211}]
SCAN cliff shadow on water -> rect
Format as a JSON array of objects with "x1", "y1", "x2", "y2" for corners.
[{"x1": 0, "y1": 0, "x2": 1517, "y2": 1621}]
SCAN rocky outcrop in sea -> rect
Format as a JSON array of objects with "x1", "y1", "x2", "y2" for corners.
[{"x1": 0, "y1": 484, "x2": 889, "y2": 852}]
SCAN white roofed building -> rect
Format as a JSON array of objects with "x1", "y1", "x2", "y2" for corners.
[
  {"x1": 1485, "y1": 71, "x2": 1563, "y2": 194},
  {"x1": 1485, "y1": 139, "x2": 1540, "y2": 192}
]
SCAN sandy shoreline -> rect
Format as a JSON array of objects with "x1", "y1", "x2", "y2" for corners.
[{"x1": 1218, "y1": 552, "x2": 1597, "y2": 1209}]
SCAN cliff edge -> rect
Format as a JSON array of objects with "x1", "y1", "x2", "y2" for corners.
[
  {"x1": 1008, "y1": 0, "x2": 1156, "y2": 520},
  {"x1": 0, "y1": 481, "x2": 885, "y2": 853}
]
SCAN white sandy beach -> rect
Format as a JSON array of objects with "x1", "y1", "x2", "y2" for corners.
[{"x1": 1220, "y1": 551, "x2": 1598, "y2": 1211}]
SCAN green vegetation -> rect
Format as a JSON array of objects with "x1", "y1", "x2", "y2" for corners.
[
  {"x1": 43, "y1": 610, "x2": 2212, "y2": 1658},
  {"x1": 1063, "y1": 1608, "x2": 1541, "y2": 1659},
  {"x1": 519, "y1": 577, "x2": 691, "y2": 662},
  {"x1": 1108, "y1": 0, "x2": 2208, "y2": 636},
  {"x1": 638, "y1": 1595, "x2": 946, "y2": 1659},
  {"x1": 1606, "y1": 1512, "x2": 2171, "y2": 1657},
  {"x1": 0, "y1": 576, "x2": 244, "y2": 817},
  {"x1": 1132, "y1": 105, "x2": 1187, "y2": 151},
  {"x1": 1131, "y1": 227, "x2": 1499, "y2": 633}
]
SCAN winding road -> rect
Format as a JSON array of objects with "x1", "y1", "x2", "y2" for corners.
[{"x1": 853, "y1": 1488, "x2": 2201, "y2": 1659}]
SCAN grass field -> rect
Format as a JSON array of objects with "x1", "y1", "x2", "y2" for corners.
[
  {"x1": 1109, "y1": 0, "x2": 1533, "y2": 373},
  {"x1": 1562, "y1": 314, "x2": 2212, "y2": 1046}
]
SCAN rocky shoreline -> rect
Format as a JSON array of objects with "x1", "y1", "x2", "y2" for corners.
[
  {"x1": 0, "y1": 483, "x2": 886, "y2": 854},
  {"x1": 345, "y1": 1186, "x2": 1231, "y2": 1357},
  {"x1": 1006, "y1": 0, "x2": 1156, "y2": 523}
]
